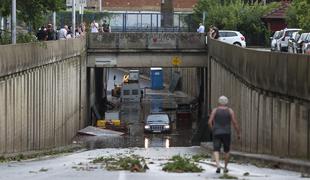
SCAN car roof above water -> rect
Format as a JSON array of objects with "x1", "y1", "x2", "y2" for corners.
[{"x1": 147, "y1": 113, "x2": 169, "y2": 122}]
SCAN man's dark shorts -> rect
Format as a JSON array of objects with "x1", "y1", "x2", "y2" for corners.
[{"x1": 213, "y1": 134, "x2": 231, "y2": 153}]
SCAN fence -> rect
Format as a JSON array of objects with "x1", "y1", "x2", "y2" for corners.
[{"x1": 46, "y1": 12, "x2": 196, "y2": 32}]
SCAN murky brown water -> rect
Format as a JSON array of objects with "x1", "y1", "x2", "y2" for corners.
[
  {"x1": 75, "y1": 91, "x2": 206, "y2": 150},
  {"x1": 75, "y1": 68, "x2": 210, "y2": 149}
]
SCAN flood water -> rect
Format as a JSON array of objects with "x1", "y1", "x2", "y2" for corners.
[{"x1": 76, "y1": 69, "x2": 208, "y2": 149}]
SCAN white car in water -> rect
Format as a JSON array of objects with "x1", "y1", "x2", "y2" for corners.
[{"x1": 218, "y1": 30, "x2": 246, "y2": 47}]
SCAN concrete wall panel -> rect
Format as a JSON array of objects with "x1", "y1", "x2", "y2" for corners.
[
  {"x1": 27, "y1": 71, "x2": 34, "y2": 151},
  {"x1": 6, "y1": 78, "x2": 14, "y2": 153},
  {"x1": 0, "y1": 38, "x2": 86, "y2": 155},
  {"x1": 250, "y1": 90, "x2": 259, "y2": 153},
  {"x1": 13, "y1": 76, "x2": 22, "y2": 152},
  {"x1": 119, "y1": 33, "x2": 147, "y2": 49},
  {"x1": 88, "y1": 33, "x2": 205, "y2": 50},
  {"x1": 257, "y1": 94, "x2": 264, "y2": 154},
  {"x1": 0, "y1": 38, "x2": 86, "y2": 78},
  {"x1": 271, "y1": 98, "x2": 281, "y2": 155},
  {"x1": 0, "y1": 81, "x2": 6, "y2": 153},
  {"x1": 296, "y1": 55, "x2": 309, "y2": 97},
  {"x1": 178, "y1": 33, "x2": 205, "y2": 49}
]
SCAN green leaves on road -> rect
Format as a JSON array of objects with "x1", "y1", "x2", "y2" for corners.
[
  {"x1": 91, "y1": 155, "x2": 148, "y2": 172},
  {"x1": 162, "y1": 155, "x2": 204, "y2": 173}
]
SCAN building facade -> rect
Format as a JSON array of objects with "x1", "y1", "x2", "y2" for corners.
[{"x1": 67, "y1": 0, "x2": 198, "y2": 12}]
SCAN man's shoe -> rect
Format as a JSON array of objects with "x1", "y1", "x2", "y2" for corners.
[
  {"x1": 224, "y1": 168, "x2": 229, "y2": 173},
  {"x1": 216, "y1": 168, "x2": 221, "y2": 173}
]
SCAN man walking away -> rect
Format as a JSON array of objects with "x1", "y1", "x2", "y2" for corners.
[{"x1": 208, "y1": 96, "x2": 240, "y2": 174}]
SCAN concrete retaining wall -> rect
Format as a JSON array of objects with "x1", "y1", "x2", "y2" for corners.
[
  {"x1": 208, "y1": 39, "x2": 310, "y2": 160},
  {"x1": 0, "y1": 39, "x2": 87, "y2": 155},
  {"x1": 88, "y1": 32, "x2": 206, "y2": 50}
]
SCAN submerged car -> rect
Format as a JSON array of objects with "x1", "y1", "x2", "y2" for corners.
[{"x1": 144, "y1": 113, "x2": 171, "y2": 133}]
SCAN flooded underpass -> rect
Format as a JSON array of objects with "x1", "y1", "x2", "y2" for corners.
[{"x1": 75, "y1": 68, "x2": 208, "y2": 149}]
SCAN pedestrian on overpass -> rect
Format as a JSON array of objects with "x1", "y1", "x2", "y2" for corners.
[
  {"x1": 208, "y1": 96, "x2": 241, "y2": 174},
  {"x1": 197, "y1": 23, "x2": 205, "y2": 33}
]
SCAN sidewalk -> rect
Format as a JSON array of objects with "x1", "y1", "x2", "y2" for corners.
[{"x1": 201, "y1": 142, "x2": 310, "y2": 174}]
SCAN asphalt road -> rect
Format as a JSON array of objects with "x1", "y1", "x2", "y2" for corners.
[{"x1": 0, "y1": 147, "x2": 303, "y2": 180}]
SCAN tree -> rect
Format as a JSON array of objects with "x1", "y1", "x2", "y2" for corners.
[
  {"x1": 0, "y1": 0, "x2": 10, "y2": 17},
  {"x1": 0, "y1": 0, "x2": 65, "y2": 31},
  {"x1": 286, "y1": 0, "x2": 310, "y2": 31},
  {"x1": 193, "y1": 0, "x2": 278, "y2": 45},
  {"x1": 17, "y1": 0, "x2": 65, "y2": 31}
]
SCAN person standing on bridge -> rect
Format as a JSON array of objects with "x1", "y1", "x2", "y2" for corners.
[
  {"x1": 197, "y1": 23, "x2": 205, "y2": 33},
  {"x1": 208, "y1": 96, "x2": 241, "y2": 174}
]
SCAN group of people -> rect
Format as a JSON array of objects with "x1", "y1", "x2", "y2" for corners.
[
  {"x1": 36, "y1": 22, "x2": 88, "y2": 41},
  {"x1": 36, "y1": 24, "x2": 57, "y2": 41},
  {"x1": 90, "y1": 20, "x2": 111, "y2": 33},
  {"x1": 197, "y1": 23, "x2": 219, "y2": 39},
  {"x1": 58, "y1": 23, "x2": 86, "y2": 40}
]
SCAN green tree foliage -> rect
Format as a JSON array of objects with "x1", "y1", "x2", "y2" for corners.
[
  {"x1": 286, "y1": 0, "x2": 310, "y2": 31},
  {"x1": 0, "y1": 0, "x2": 10, "y2": 17},
  {"x1": 0, "y1": 0, "x2": 65, "y2": 31},
  {"x1": 17, "y1": 0, "x2": 65, "y2": 31},
  {"x1": 193, "y1": 0, "x2": 279, "y2": 45}
]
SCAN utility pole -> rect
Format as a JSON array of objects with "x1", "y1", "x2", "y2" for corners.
[
  {"x1": 72, "y1": 0, "x2": 76, "y2": 38},
  {"x1": 79, "y1": 5, "x2": 84, "y2": 24},
  {"x1": 0, "y1": 16, "x2": 3, "y2": 30},
  {"x1": 53, "y1": 12, "x2": 57, "y2": 39},
  {"x1": 12, "y1": 0, "x2": 16, "y2": 44}
]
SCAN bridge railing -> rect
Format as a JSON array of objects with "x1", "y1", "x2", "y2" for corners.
[
  {"x1": 87, "y1": 32, "x2": 206, "y2": 50},
  {"x1": 208, "y1": 38, "x2": 310, "y2": 102}
]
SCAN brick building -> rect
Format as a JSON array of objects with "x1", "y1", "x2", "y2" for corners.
[{"x1": 86, "y1": 0, "x2": 198, "y2": 12}]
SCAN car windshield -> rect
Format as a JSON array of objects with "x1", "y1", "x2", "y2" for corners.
[
  {"x1": 305, "y1": 34, "x2": 310, "y2": 41},
  {"x1": 147, "y1": 114, "x2": 169, "y2": 123},
  {"x1": 277, "y1": 31, "x2": 284, "y2": 38},
  {"x1": 300, "y1": 33, "x2": 309, "y2": 41},
  {"x1": 273, "y1": 31, "x2": 279, "y2": 39}
]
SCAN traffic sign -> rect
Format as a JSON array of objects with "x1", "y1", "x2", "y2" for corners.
[{"x1": 172, "y1": 56, "x2": 181, "y2": 66}]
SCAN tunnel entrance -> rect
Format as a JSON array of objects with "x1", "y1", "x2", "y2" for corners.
[{"x1": 78, "y1": 67, "x2": 211, "y2": 149}]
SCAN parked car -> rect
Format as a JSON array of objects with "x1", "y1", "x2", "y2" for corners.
[
  {"x1": 288, "y1": 31, "x2": 301, "y2": 53},
  {"x1": 218, "y1": 30, "x2": 246, "y2": 47},
  {"x1": 144, "y1": 113, "x2": 171, "y2": 133},
  {"x1": 276, "y1": 28, "x2": 301, "y2": 52},
  {"x1": 270, "y1": 30, "x2": 282, "y2": 51},
  {"x1": 296, "y1": 33, "x2": 309, "y2": 53},
  {"x1": 302, "y1": 34, "x2": 310, "y2": 54}
]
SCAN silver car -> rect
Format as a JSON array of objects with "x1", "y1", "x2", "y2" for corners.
[
  {"x1": 276, "y1": 28, "x2": 301, "y2": 52},
  {"x1": 270, "y1": 30, "x2": 282, "y2": 51},
  {"x1": 144, "y1": 113, "x2": 171, "y2": 133},
  {"x1": 302, "y1": 34, "x2": 310, "y2": 54}
]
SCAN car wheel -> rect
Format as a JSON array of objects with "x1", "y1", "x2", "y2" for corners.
[{"x1": 233, "y1": 42, "x2": 242, "y2": 46}]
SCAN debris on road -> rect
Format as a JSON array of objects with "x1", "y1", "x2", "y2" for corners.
[
  {"x1": 77, "y1": 126, "x2": 124, "y2": 136},
  {"x1": 91, "y1": 154, "x2": 148, "y2": 172}
]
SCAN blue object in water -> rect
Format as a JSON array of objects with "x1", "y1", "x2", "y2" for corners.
[{"x1": 150, "y1": 67, "x2": 163, "y2": 90}]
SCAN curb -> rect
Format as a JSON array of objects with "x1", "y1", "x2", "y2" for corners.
[{"x1": 201, "y1": 142, "x2": 310, "y2": 174}]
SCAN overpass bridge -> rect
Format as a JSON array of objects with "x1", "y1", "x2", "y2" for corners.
[
  {"x1": 0, "y1": 33, "x2": 310, "y2": 172},
  {"x1": 87, "y1": 32, "x2": 207, "y2": 67}
]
